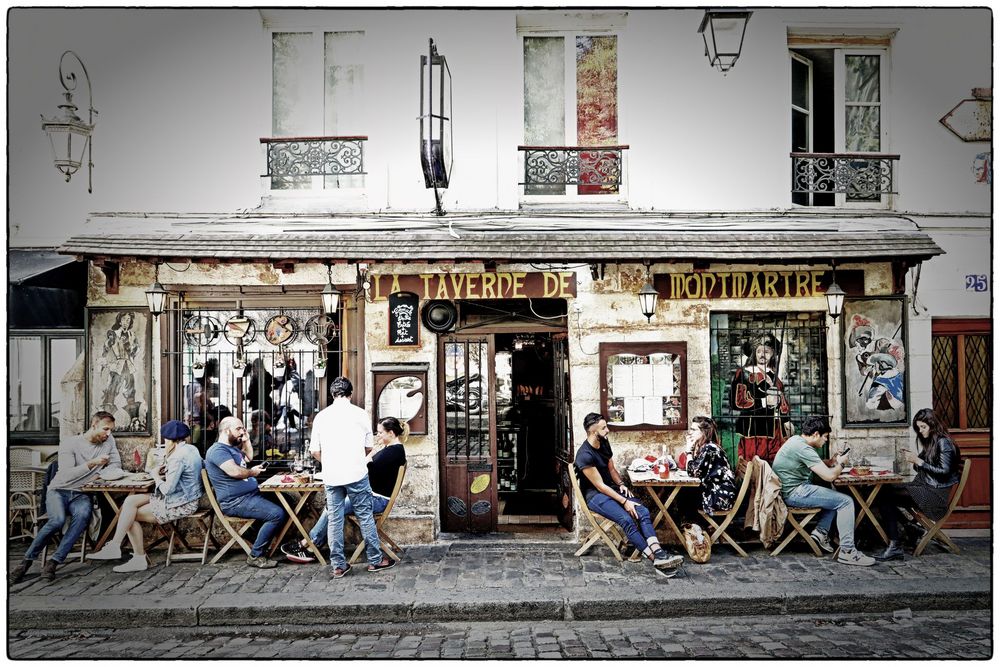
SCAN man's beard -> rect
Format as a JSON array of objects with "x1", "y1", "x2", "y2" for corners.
[
  {"x1": 596, "y1": 434, "x2": 610, "y2": 448},
  {"x1": 228, "y1": 432, "x2": 242, "y2": 446}
]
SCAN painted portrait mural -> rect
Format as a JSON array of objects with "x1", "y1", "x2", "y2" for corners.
[
  {"x1": 842, "y1": 297, "x2": 908, "y2": 426},
  {"x1": 87, "y1": 308, "x2": 152, "y2": 436}
]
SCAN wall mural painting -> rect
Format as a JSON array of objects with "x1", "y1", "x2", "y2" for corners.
[
  {"x1": 87, "y1": 308, "x2": 152, "y2": 436},
  {"x1": 842, "y1": 297, "x2": 908, "y2": 427}
]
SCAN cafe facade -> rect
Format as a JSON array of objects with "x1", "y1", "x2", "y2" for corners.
[{"x1": 10, "y1": 7, "x2": 991, "y2": 544}]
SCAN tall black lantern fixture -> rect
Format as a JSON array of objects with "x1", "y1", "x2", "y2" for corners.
[
  {"x1": 321, "y1": 264, "x2": 340, "y2": 315},
  {"x1": 698, "y1": 9, "x2": 752, "y2": 73},
  {"x1": 826, "y1": 264, "x2": 846, "y2": 321},
  {"x1": 40, "y1": 50, "x2": 96, "y2": 192},
  {"x1": 638, "y1": 263, "x2": 659, "y2": 323},
  {"x1": 419, "y1": 38, "x2": 453, "y2": 216},
  {"x1": 145, "y1": 263, "x2": 168, "y2": 319}
]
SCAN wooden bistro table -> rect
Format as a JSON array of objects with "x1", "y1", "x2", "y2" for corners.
[
  {"x1": 832, "y1": 468, "x2": 904, "y2": 545},
  {"x1": 259, "y1": 474, "x2": 327, "y2": 565},
  {"x1": 628, "y1": 471, "x2": 702, "y2": 557},
  {"x1": 81, "y1": 474, "x2": 155, "y2": 551}
]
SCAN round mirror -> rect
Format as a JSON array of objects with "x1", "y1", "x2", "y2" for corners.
[{"x1": 377, "y1": 376, "x2": 424, "y2": 423}]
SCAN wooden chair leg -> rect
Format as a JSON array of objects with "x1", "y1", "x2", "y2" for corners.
[
  {"x1": 913, "y1": 514, "x2": 960, "y2": 556},
  {"x1": 700, "y1": 511, "x2": 748, "y2": 558},
  {"x1": 772, "y1": 512, "x2": 821, "y2": 557},
  {"x1": 209, "y1": 521, "x2": 254, "y2": 564}
]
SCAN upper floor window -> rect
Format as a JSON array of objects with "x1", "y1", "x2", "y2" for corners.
[
  {"x1": 269, "y1": 30, "x2": 366, "y2": 191},
  {"x1": 519, "y1": 22, "x2": 626, "y2": 201},
  {"x1": 9, "y1": 331, "x2": 83, "y2": 443},
  {"x1": 790, "y1": 43, "x2": 896, "y2": 208}
]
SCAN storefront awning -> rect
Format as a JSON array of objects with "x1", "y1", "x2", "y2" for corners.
[
  {"x1": 9, "y1": 249, "x2": 77, "y2": 285},
  {"x1": 58, "y1": 213, "x2": 944, "y2": 264}
]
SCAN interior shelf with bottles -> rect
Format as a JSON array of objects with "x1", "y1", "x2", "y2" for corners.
[{"x1": 497, "y1": 425, "x2": 523, "y2": 493}]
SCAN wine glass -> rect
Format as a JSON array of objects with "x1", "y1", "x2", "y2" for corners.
[{"x1": 292, "y1": 453, "x2": 304, "y2": 475}]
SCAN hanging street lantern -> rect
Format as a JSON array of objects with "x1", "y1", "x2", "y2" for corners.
[
  {"x1": 698, "y1": 9, "x2": 752, "y2": 73},
  {"x1": 145, "y1": 263, "x2": 168, "y2": 318},
  {"x1": 638, "y1": 264, "x2": 659, "y2": 322},
  {"x1": 40, "y1": 50, "x2": 96, "y2": 192},
  {"x1": 825, "y1": 280, "x2": 846, "y2": 321},
  {"x1": 321, "y1": 264, "x2": 340, "y2": 315}
]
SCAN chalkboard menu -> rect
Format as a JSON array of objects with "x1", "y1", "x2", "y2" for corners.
[{"x1": 388, "y1": 291, "x2": 420, "y2": 347}]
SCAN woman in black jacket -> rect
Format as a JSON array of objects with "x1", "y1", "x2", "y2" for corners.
[{"x1": 876, "y1": 408, "x2": 962, "y2": 561}]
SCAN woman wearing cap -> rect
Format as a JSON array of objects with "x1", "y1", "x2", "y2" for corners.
[
  {"x1": 729, "y1": 333, "x2": 793, "y2": 463},
  {"x1": 88, "y1": 420, "x2": 204, "y2": 572}
]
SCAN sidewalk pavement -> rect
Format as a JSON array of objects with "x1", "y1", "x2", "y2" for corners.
[{"x1": 7, "y1": 536, "x2": 990, "y2": 630}]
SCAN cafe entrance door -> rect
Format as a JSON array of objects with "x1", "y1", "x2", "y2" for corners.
[{"x1": 437, "y1": 323, "x2": 573, "y2": 533}]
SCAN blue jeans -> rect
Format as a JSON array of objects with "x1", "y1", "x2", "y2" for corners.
[
  {"x1": 308, "y1": 494, "x2": 389, "y2": 547},
  {"x1": 25, "y1": 489, "x2": 92, "y2": 564},
  {"x1": 325, "y1": 476, "x2": 382, "y2": 570},
  {"x1": 221, "y1": 493, "x2": 286, "y2": 558},
  {"x1": 785, "y1": 483, "x2": 856, "y2": 551},
  {"x1": 586, "y1": 492, "x2": 658, "y2": 555}
]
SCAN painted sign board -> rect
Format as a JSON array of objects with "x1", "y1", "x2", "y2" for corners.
[
  {"x1": 372, "y1": 271, "x2": 577, "y2": 301},
  {"x1": 388, "y1": 291, "x2": 420, "y2": 347},
  {"x1": 654, "y1": 270, "x2": 864, "y2": 300}
]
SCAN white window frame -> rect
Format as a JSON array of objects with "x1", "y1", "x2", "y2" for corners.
[
  {"x1": 518, "y1": 26, "x2": 628, "y2": 206},
  {"x1": 790, "y1": 51, "x2": 814, "y2": 206}
]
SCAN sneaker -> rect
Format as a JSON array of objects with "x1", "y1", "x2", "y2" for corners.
[
  {"x1": 41, "y1": 560, "x2": 59, "y2": 581},
  {"x1": 332, "y1": 564, "x2": 352, "y2": 578},
  {"x1": 652, "y1": 549, "x2": 683, "y2": 569},
  {"x1": 367, "y1": 557, "x2": 396, "y2": 573},
  {"x1": 88, "y1": 544, "x2": 123, "y2": 561},
  {"x1": 874, "y1": 543, "x2": 905, "y2": 562},
  {"x1": 112, "y1": 555, "x2": 149, "y2": 573},
  {"x1": 837, "y1": 548, "x2": 876, "y2": 567},
  {"x1": 280, "y1": 541, "x2": 316, "y2": 564},
  {"x1": 9, "y1": 560, "x2": 32, "y2": 585},
  {"x1": 654, "y1": 566, "x2": 680, "y2": 579},
  {"x1": 810, "y1": 529, "x2": 835, "y2": 554},
  {"x1": 246, "y1": 555, "x2": 278, "y2": 569}
]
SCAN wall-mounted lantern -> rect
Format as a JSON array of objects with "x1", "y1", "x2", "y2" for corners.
[
  {"x1": 40, "y1": 50, "x2": 96, "y2": 192},
  {"x1": 321, "y1": 264, "x2": 340, "y2": 315},
  {"x1": 638, "y1": 263, "x2": 659, "y2": 323},
  {"x1": 145, "y1": 263, "x2": 168, "y2": 318},
  {"x1": 698, "y1": 9, "x2": 752, "y2": 73},
  {"x1": 826, "y1": 266, "x2": 846, "y2": 321}
]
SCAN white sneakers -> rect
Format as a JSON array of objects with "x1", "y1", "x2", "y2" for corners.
[
  {"x1": 112, "y1": 555, "x2": 149, "y2": 573},
  {"x1": 837, "y1": 548, "x2": 876, "y2": 567},
  {"x1": 810, "y1": 529, "x2": 835, "y2": 554},
  {"x1": 88, "y1": 544, "x2": 123, "y2": 561}
]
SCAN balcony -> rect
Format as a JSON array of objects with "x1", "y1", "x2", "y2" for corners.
[
  {"x1": 518, "y1": 145, "x2": 628, "y2": 200},
  {"x1": 261, "y1": 136, "x2": 366, "y2": 191},
  {"x1": 791, "y1": 152, "x2": 899, "y2": 206}
]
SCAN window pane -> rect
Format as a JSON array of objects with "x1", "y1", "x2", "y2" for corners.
[
  {"x1": 49, "y1": 338, "x2": 80, "y2": 430},
  {"x1": 324, "y1": 31, "x2": 365, "y2": 189},
  {"x1": 845, "y1": 55, "x2": 880, "y2": 103},
  {"x1": 931, "y1": 335, "x2": 958, "y2": 428},
  {"x1": 272, "y1": 32, "x2": 312, "y2": 190},
  {"x1": 964, "y1": 334, "x2": 991, "y2": 428},
  {"x1": 10, "y1": 337, "x2": 43, "y2": 432},
  {"x1": 792, "y1": 110, "x2": 809, "y2": 152},
  {"x1": 845, "y1": 106, "x2": 880, "y2": 152},
  {"x1": 524, "y1": 36, "x2": 565, "y2": 195},
  {"x1": 792, "y1": 58, "x2": 810, "y2": 110},
  {"x1": 576, "y1": 35, "x2": 618, "y2": 195}
]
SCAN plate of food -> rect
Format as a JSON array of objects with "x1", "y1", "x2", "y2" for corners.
[{"x1": 98, "y1": 468, "x2": 127, "y2": 481}]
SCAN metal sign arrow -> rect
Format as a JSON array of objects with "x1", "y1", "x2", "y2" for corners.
[{"x1": 939, "y1": 89, "x2": 992, "y2": 142}]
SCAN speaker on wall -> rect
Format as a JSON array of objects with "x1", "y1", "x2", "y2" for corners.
[{"x1": 422, "y1": 300, "x2": 458, "y2": 333}]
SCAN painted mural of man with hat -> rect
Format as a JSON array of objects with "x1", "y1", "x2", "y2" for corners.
[
  {"x1": 729, "y1": 333, "x2": 793, "y2": 463},
  {"x1": 88, "y1": 419, "x2": 204, "y2": 572}
]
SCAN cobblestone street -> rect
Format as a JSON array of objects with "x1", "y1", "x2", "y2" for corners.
[{"x1": 8, "y1": 610, "x2": 992, "y2": 659}]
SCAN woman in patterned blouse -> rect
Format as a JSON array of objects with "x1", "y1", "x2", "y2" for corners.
[{"x1": 684, "y1": 416, "x2": 737, "y2": 514}]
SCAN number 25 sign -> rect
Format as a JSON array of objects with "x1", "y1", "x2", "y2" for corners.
[{"x1": 965, "y1": 275, "x2": 988, "y2": 292}]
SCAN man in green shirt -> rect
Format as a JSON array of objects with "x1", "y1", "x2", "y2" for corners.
[{"x1": 772, "y1": 416, "x2": 875, "y2": 567}]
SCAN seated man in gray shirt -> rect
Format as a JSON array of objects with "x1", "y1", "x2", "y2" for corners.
[{"x1": 10, "y1": 411, "x2": 123, "y2": 584}]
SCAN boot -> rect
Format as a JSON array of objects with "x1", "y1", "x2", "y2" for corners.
[
  {"x1": 9, "y1": 560, "x2": 32, "y2": 585},
  {"x1": 41, "y1": 560, "x2": 58, "y2": 581},
  {"x1": 875, "y1": 541, "x2": 905, "y2": 562}
]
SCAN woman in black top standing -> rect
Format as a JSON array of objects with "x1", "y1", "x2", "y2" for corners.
[
  {"x1": 573, "y1": 412, "x2": 683, "y2": 575},
  {"x1": 876, "y1": 408, "x2": 962, "y2": 561}
]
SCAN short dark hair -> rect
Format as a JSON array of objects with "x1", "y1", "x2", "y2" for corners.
[
  {"x1": 582, "y1": 412, "x2": 604, "y2": 432},
  {"x1": 800, "y1": 416, "x2": 831, "y2": 436},
  {"x1": 92, "y1": 411, "x2": 115, "y2": 424},
  {"x1": 330, "y1": 376, "x2": 353, "y2": 398}
]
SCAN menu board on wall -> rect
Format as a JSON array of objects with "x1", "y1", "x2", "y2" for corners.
[
  {"x1": 599, "y1": 342, "x2": 687, "y2": 431},
  {"x1": 388, "y1": 292, "x2": 420, "y2": 347}
]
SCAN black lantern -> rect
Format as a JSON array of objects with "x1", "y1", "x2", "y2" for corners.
[
  {"x1": 419, "y1": 38, "x2": 453, "y2": 215},
  {"x1": 321, "y1": 264, "x2": 340, "y2": 315},
  {"x1": 698, "y1": 9, "x2": 752, "y2": 73},
  {"x1": 826, "y1": 268, "x2": 846, "y2": 321},
  {"x1": 145, "y1": 263, "x2": 168, "y2": 318},
  {"x1": 638, "y1": 264, "x2": 659, "y2": 323},
  {"x1": 40, "y1": 50, "x2": 96, "y2": 192}
]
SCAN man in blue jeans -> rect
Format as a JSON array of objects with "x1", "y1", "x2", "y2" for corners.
[
  {"x1": 205, "y1": 416, "x2": 285, "y2": 568},
  {"x1": 10, "y1": 411, "x2": 122, "y2": 584},
  {"x1": 574, "y1": 412, "x2": 683, "y2": 576},
  {"x1": 772, "y1": 415, "x2": 875, "y2": 566}
]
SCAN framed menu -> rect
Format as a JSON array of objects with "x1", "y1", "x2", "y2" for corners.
[
  {"x1": 388, "y1": 291, "x2": 420, "y2": 347},
  {"x1": 599, "y1": 342, "x2": 687, "y2": 431}
]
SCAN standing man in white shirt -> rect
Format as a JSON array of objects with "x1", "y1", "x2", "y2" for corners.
[{"x1": 310, "y1": 376, "x2": 395, "y2": 578}]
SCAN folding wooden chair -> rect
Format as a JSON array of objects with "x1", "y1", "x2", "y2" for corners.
[
  {"x1": 570, "y1": 468, "x2": 632, "y2": 562},
  {"x1": 348, "y1": 464, "x2": 407, "y2": 564},
  {"x1": 162, "y1": 509, "x2": 218, "y2": 566},
  {"x1": 697, "y1": 458, "x2": 754, "y2": 557},
  {"x1": 913, "y1": 459, "x2": 972, "y2": 556},
  {"x1": 771, "y1": 505, "x2": 823, "y2": 556},
  {"x1": 200, "y1": 469, "x2": 255, "y2": 564}
]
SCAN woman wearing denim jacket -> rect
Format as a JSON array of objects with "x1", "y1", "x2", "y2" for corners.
[
  {"x1": 875, "y1": 408, "x2": 962, "y2": 561},
  {"x1": 88, "y1": 420, "x2": 204, "y2": 572}
]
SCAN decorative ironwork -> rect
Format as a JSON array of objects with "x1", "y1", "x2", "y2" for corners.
[
  {"x1": 519, "y1": 145, "x2": 628, "y2": 192},
  {"x1": 791, "y1": 152, "x2": 899, "y2": 199},
  {"x1": 261, "y1": 136, "x2": 367, "y2": 177}
]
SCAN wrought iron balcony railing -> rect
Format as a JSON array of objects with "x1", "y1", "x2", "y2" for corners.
[
  {"x1": 791, "y1": 152, "x2": 900, "y2": 200},
  {"x1": 261, "y1": 136, "x2": 367, "y2": 183},
  {"x1": 519, "y1": 145, "x2": 628, "y2": 195}
]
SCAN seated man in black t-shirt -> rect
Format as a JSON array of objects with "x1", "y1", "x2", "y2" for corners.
[
  {"x1": 283, "y1": 416, "x2": 407, "y2": 563},
  {"x1": 575, "y1": 412, "x2": 683, "y2": 575}
]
